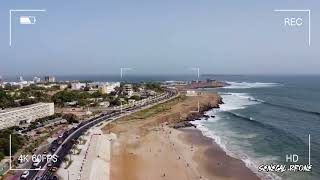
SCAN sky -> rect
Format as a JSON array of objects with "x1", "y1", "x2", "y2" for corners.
[{"x1": 0, "y1": 0, "x2": 319, "y2": 77}]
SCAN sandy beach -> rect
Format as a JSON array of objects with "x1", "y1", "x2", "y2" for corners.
[{"x1": 102, "y1": 92, "x2": 260, "y2": 180}]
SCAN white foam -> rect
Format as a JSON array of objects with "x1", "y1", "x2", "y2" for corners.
[
  {"x1": 191, "y1": 93, "x2": 281, "y2": 180},
  {"x1": 192, "y1": 119, "x2": 281, "y2": 180},
  {"x1": 219, "y1": 93, "x2": 260, "y2": 111},
  {"x1": 224, "y1": 82, "x2": 280, "y2": 89}
]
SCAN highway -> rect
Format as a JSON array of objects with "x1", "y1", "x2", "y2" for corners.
[{"x1": 17, "y1": 90, "x2": 177, "y2": 180}]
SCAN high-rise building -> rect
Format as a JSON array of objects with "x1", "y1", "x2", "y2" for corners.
[
  {"x1": 17, "y1": 76, "x2": 24, "y2": 82},
  {"x1": 45, "y1": 76, "x2": 56, "y2": 83}
]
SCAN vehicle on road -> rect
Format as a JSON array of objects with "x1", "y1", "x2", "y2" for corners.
[
  {"x1": 28, "y1": 90, "x2": 177, "y2": 179},
  {"x1": 50, "y1": 167, "x2": 58, "y2": 172},
  {"x1": 20, "y1": 170, "x2": 29, "y2": 179},
  {"x1": 33, "y1": 160, "x2": 42, "y2": 168},
  {"x1": 51, "y1": 147, "x2": 56, "y2": 152}
]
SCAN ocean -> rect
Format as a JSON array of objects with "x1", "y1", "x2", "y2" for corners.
[
  {"x1": 192, "y1": 75, "x2": 320, "y2": 180},
  {"x1": 4, "y1": 74, "x2": 319, "y2": 179}
]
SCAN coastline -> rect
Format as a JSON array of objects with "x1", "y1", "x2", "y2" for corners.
[
  {"x1": 179, "y1": 128, "x2": 259, "y2": 180},
  {"x1": 102, "y1": 92, "x2": 260, "y2": 180}
]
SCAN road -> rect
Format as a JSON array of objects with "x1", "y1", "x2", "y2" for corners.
[{"x1": 16, "y1": 90, "x2": 177, "y2": 180}]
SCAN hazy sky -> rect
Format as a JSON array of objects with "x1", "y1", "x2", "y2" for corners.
[{"x1": 0, "y1": 0, "x2": 319, "y2": 76}]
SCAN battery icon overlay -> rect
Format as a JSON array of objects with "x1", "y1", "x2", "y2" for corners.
[{"x1": 20, "y1": 16, "x2": 37, "y2": 25}]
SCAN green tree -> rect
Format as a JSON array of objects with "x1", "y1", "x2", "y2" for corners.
[{"x1": 63, "y1": 113, "x2": 79, "y2": 124}]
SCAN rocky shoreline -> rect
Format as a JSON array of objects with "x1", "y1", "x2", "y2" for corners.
[{"x1": 172, "y1": 95, "x2": 224, "y2": 129}]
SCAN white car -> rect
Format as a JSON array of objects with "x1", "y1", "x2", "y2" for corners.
[
  {"x1": 33, "y1": 160, "x2": 41, "y2": 168},
  {"x1": 20, "y1": 170, "x2": 29, "y2": 179}
]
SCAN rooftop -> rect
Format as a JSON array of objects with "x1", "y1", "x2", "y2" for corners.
[{"x1": 0, "y1": 102, "x2": 53, "y2": 114}]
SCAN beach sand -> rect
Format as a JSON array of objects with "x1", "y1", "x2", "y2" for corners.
[{"x1": 102, "y1": 92, "x2": 260, "y2": 180}]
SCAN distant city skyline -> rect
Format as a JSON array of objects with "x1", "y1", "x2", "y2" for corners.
[{"x1": 1, "y1": 0, "x2": 320, "y2": 75}]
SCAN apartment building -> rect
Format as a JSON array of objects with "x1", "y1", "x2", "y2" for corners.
[{"x1": 0, "y1": 103, "x2": 55, "y2": 129}]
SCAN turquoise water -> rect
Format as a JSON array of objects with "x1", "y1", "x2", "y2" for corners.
[{"x1": 193, "y1": 75, "x2": 320, "y2": 180}]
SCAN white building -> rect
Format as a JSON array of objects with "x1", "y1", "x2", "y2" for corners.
[
  {"x1": 0, "y1": 103, "x2": 55, "y2": 130},
  {"x1": 186, "y1": 90, "x2": 198, "y2": 96},
  {"x1": 98, "y1": 82, "x2": 120, "y2": 94},
  {"x1": 33, "y1": 77, "x2": 41, "y2": 83},
  {"x1": 123, "y1": 84, "x2": 133, "y2": 97},
  {"x1": 45, "y1": 76, "x2": 56, "y2": 83},
  {"x1": 71, "y1": 82, "x2": 86, "y2": 90},
  {"x1": 59, "y1": 84, "x2": 68, "y2": 90}
]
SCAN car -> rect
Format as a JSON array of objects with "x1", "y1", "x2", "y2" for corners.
[
  {"x1": 47, "y1": 162, "x2": 53, "y2": 167},
  {"x1": 58, "y1": 140, "x2": 63, "y2": 145},
  {"x1": 58, "y1": 134, "x2": 63, "y2": 138},
  {"x1": 50, "y1": 167, "x2": 58, "y2": 172},
  {"x1": 20, "y1": 170, "x2": 29, "y2": 179},
  {"x1": 33, "y1": 160, "x2": 41, "y2": 168},
  {"x1": 51, "y1": 175, "x2": 59, "y2": 180},
  {"x1": 43, "y1": 151, "x2": 48, "y2": 154}
]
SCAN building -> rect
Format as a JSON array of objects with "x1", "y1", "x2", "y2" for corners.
[
  {"x1": 123, "y1": 84, "x2": 133, "y2": 97},
  {"x1": 186, "y1": 90, "x2": 198, "y2": 96},
  {"x1": 98, "y1": 85, "x2": 108, "y2": 94},
  {"x1": 0, "y1": 103, "x2": 55, "y2": 130},
  {"x1": 45, "y1": 76, "x2": 56, "y2": 83},
  {"x1": 59, "y1": 84, "x2": 68, "y2": 90},
  {"x1": 17, "y1": 76, "x2": 24, "y2": 82},
  {"x1": 98, "y1": 101, "x2": 110, "y2": 107},
  {"x1": 98, "y1": 82, "x2": 120, "y2": 94},
  {"x1": 71, "y1": 82, "x2": 86, "y2": 90},
  {"x1": 33, "y1": 77, "x2": 41, "y2": 83}
]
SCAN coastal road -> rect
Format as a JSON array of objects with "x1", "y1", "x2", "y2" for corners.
[{"x1": 22, "y1": 90, "x2": 178, "y2": 180}]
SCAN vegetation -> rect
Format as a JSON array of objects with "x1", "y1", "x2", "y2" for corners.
[
  {"x1": 130, "y1": 95, "x2": 141, "y2": 101},
  {"x1": 116, "y1": 95, "x2": 185, "y2": 123},
  {"x1": 0, "y1": 89, "x2": 14, "y2": 108},
  {"x1": 62, "y1": 113, "x2": 79, "y2": 124},
  {"x1": 0, "y1": 87, "x2": 51, "y2": 109},
  {"x1": 145, "y1": 82, "x2": 162, "y2": 91},
  {"x1": 52, "y1": 90, "x2": 111, "y2": 107},
  {"x1": 0, "y1": 127, "x2": 25, "y2": 161},
  {"x1": 28, "y1": 113, "x2": 62, "y2": 129},
  {"x1": 110, "y1": 97, "x2": 122, "y2": 106},
  {"x1": 52, "y1": 90, "x2": 90, "y2": 106}
]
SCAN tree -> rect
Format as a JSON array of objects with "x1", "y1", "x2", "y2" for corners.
[
  {"x1": 0, "y1": 90, "x2": 14, "y2": 108},
  {"x1": 0, "y1": 129, "x2": 25, "y2": 161},
  {"x1": 130, "y1": 95, "x2": 141, "y2": 101},
  {"x1": 110, "y1": 97, "x2": 121, "y2": 106},
  {"x1": 91, "y1": 91, "x2": 103, "y2": 98},
  {"x1": 63, "y1": 113, "x2": 79, "y2": 124},
  {"x1": 145, "y1": 82, "x2": 162, "y2": 91}
]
